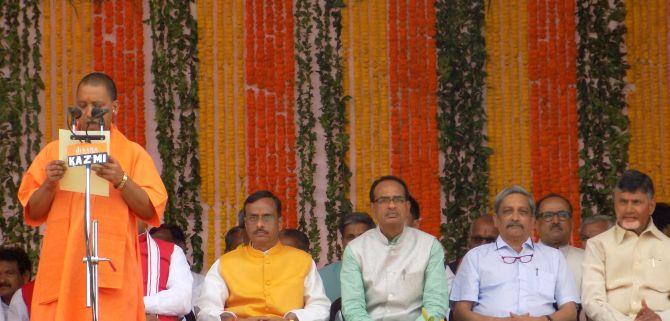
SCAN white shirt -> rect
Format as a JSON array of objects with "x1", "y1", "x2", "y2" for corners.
[
  {"x1": 190, "y1": 271, "x2": 205, "y2": 313},
  {"x1": 144, "y1": 245, "x2": 193, "y2": 317},
  {"x1": 196, "y1": 258, "x2": 330, "y2": 321},
  {"x1": 446, "y1": 264, "x2": 456, "y2": 292},
  {"x1": 451, "y1": 237, "x2": 580, "y2": 317},
  {"x1": 0, "y1": 289, "x2": 29, "y2": 321}
]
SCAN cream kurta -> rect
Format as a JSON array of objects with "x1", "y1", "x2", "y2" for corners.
[{"x1": 582, "y1": 223, "x2": 670, "y2": 321}]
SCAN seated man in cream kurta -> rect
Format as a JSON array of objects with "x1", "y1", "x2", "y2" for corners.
[
  {"x1": 341, "y1": 176, "x2": 449, "y2": 321},
  {"x1": 197, "y1": 190, "x2": 330, "y2": 321},
  {"x1": 582, "y1": 170, "x2": 670, "y2": 321}
]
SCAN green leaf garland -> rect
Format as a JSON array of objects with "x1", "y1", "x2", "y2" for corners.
[
  {"x1": 0, "y1": 0, "x2": 43, "y2": 265},
  {"x1": 435, "y1": 0, "x2": 490, "y2": 262},
  {"x1": 315, "y1": 0, "x2": 352, "y2": 262},
  {"x1": 148, "y1": 0, "x2": 204, "y2": 272},
  {"x1": 295, "y1": 0, "x2": 322, "y2": 262},
  {"x1": 576, "y1": 0, "x2": 630, "y2": 218}
]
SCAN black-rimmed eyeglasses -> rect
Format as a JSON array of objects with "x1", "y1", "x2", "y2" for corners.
[{"x1": 538, "y1": 211, "x2": 571, "y2": 222}]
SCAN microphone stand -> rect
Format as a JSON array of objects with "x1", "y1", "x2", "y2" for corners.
[{"x1": 73, "y1": 112, "x2": 113, "y2": 321}]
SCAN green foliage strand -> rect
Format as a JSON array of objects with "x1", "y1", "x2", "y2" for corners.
[
  {"x1": 148, "y1": 0, "x2": 204, "y2": 272},
  {"x1": 576, "y1": 0, "x2": 630, "y2": 218},
  {"x1": 435, "y1": 0, "x2": 490, "y2": 261}
]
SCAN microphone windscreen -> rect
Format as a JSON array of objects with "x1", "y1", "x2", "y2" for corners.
[
  {"x1": 68, "y1": 107, "x2": 82, "y2": 119},
  {"x1": 91, "y1": 107, "x2": 109, "y2": 118}
]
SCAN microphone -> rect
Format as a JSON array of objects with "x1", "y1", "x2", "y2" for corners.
[
  {"x1": 67, "y1": 107, "x2": 82, "y2": 131},
  {"x1": 68, "y1": 107, "x2": 82, "y2": 120},
  {"x1": 90, "y1": 107, "x2": 109, "y2": 119}
]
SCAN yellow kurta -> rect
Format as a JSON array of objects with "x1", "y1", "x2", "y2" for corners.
[
  {"x1": 18, "y1": 126, "x2": 167, "y2": 321},
  {"x1": 219, "y1": 244, "x2": 312, "y2": 318}
]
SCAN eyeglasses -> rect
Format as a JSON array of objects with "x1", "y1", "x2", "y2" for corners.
[
  {"x1": 374, "y1": 196, "x2": 407, "y2": 205},
  {"x1": 501, "y1": 254, "x2": 533, "y2": 264},
  {"x1": 538, "y1": 210, "x2": 571, "y2": 222},
  {"x1": 244, "y1": 214, "x2": 277, "y2": 224}
]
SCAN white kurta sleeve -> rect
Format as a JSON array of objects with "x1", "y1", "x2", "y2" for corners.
[
  {"x1": 286, "y1": 261, "x2": 331, "y2": 321},
  {"x1": 195, "y1": 259, "x2": 238, "y2": 321},
  {"x1": 144, "y1": 245, "x2": 193, "y2": 316}
]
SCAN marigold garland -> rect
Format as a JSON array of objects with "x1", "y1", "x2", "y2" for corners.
[
  {"x1": 246, "y1": 0, "x2": 298, "y2": 228},
  {"x1": 388, "y1": 0, "x2": 441, "y2": 236},
  {"x1": 625, "y1": 0, "x2": 670, "y2": 201},
  {"x1": 43, "y1": 0, "x2": 52, "y2": 142},
  {"x1": 91, "y1": 1, "x2": 144, "y2": 146},
  {"x1": 197, "y1": 0, "x2": 216, "y2": 263},
  {"x1": 528, "y1": 0, "x2": 581, "y2": 245},
  {"x1": 485, "y1": 0, "x2": 532, "y2": 203},
  {"x1": 344, "y1": 0, "x2": 391, "y2": 213}
]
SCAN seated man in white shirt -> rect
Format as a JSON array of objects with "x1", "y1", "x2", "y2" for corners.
[
  {"x1": 197, "y1": 190, "x2": 330, "y2": 321},
  {"x1": 139, "y1": 223, "x2": 193, "y2": 321},
  {"x1": 0, "y1": 247, "x2": 31, "y2": 321},
  {"x1": 451, "y1": 186, "x2": 579, "y2": 321},
  {"x1": 535, "y1": 193, "x2": 584, "y2": 293},
  {"x1": 150, "y1": 223, "x2": 204, "y2": 321}
]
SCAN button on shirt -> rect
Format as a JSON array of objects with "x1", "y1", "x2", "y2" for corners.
[
  {"x1": 582, "y1": 223, "x2": 670, "y2": 321},
  {"x1": 450, "y1": 236, "x2": 580, "y2": 317}
]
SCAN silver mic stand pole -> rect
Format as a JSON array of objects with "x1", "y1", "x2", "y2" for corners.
[{"x1": 81, "y1": 116, "x2": 114, "y2": 321}]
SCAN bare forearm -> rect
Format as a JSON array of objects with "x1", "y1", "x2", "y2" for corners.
[
  {"x1": 551, "y1": 302, "x2": 577, "y2": 321},
  {"x1": 26, "y1": 182, "x2": 58, "y2": 221},
  {"x1": 454, "y1": 302, "x2": 511, "y2": 321},
  {"x1": 120, "y1": 178, "x2": 156, "y2": 220}
]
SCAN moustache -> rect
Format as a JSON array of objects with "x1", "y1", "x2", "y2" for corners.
[
  {"x1": 0, "y1": 283, "x2": 10, "y2": 288},
  {"x1": 550, "y1": 224, "x2": 563, "y2": 231},
  {"x1": 253, "y1": 230, "x2": 268, "y2": 235},
  {"x1": 506, "y1": 222, "x2": 524, "y2": 229}
]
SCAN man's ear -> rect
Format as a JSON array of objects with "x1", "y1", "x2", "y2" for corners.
[
  {"x1": 112, "y1": 100, "x2": 120, "y2": 114},
  {"x1": 22, "y1": 273, "x2": 30, "y2": 284}
]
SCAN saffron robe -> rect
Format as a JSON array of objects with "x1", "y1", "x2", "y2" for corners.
[{"x1": 18, "y1": 126, "x2": 167, "y2": 321}]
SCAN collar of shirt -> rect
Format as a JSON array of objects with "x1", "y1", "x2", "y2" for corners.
[
  {"x1": 613, "y1": 220, "x2": 667, "y2": 244},
  {"x1": 246, "y1": 242, "x2": 284, "y2": 257},
  {"x1": 372, "y1": 226, "x2": 407, "y2": 246},
  {"x1": 494, "y1": 235, "x2": 535, "y2": 254}
]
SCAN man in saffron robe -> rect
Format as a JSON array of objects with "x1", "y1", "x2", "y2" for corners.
[
  {"x1": 18, "y1": 72, "x2": 168, "y2": 321},
  {"x1": 197, "y1": 190, "x2": 330, "y2": 321}
]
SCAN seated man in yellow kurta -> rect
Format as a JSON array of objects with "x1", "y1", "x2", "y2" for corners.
[{"x1": 197, "y1": 190, "x2": 330, "y2": 321}]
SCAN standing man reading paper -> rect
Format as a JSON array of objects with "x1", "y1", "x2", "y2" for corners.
[{"x1": 18, "y1": 72, "x2": 168, "y2": 321}]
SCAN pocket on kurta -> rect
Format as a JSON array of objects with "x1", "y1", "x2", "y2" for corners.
[
  {"x1": 97, "y1": 230, "x2": 126, "y2": 289},
  {"x1": 397, "y1": 270, "x2": 424, "y2": 302}
]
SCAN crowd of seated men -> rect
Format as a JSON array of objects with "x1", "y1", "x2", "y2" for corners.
[{"x1": 3, "y1": 170, "x2": 669, "y2": 321}]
